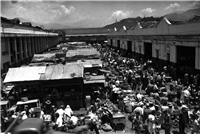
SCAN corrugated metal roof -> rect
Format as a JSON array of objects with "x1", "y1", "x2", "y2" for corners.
[
  {"x1": 84, "y1": 75, "x2": 105, "y2": 84},
  {"x1": 3, "y1": 66, "x2": 46, "y2": 83},
  {"x1": 66, "y1": 48, "x2": 100, "y2": 57},
  {"x1": 3, "y1": 64, "x2": 83, "y2": 83},
  {"x1": 31, "y1": 54, "x2": 56, "y2": 63},
  {"x1": 42, "y1": 64, "x2": 83, "y2": 80},
  {"x1": 76, "y1": 59, "x2": 102, "y2": 68}
]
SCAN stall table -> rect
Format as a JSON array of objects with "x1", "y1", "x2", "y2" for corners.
[{"x1": 112, "y1": 112, "x2": 126, "y2": 131}]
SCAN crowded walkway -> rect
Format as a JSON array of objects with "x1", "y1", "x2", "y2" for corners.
[{"x1": 1, "y1": 44, "x2": 200, "y2": 134}]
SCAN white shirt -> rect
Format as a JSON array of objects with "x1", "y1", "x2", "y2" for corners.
[
  {"x1": 183, "y1": 90, "x2": 190, "y2": 97},
  {"x1": 22, "y1": 114, "x2": 28, "y2": 120},
  {"x1": 56, "y1": 117, "x2": 63, "y2": 127},
  {"x1": 70, "y1": 116, "x2": 78, "y2": 125},
  {"x1": 88, "y1": 112, "x2": 98, "y2": 122},
  {"x1": 40, "y1": 110, "x2": 44, "y2": 119},
  {"x1": 137, "y1": 94, "x2": 143, "y2": 101},
  {"x1": 65, "y1": 108, "x2": 73, "y2": 117},
  {"x1": 134, "y1": 107, "x2": 144, "y2": 115},
  {"x1": 56, "y1": 109, "x2": 65, "y2": 118},
  {"x1": 148, "y1": 114, "x2": 155, "y2": 122}
]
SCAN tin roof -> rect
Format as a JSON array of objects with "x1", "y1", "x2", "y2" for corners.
[
  {"x1": 84, "y1": 75, "x2": 105, "y2": 84},
  {"x1": 76, "y1": 59, "x2": 102, "y2": 68},
  {"x1": 3, "y1": 64, "x2": 84, "y2": 83},
  {"x1": 66, "y1": 48, "x2": 100, "y2": 57},
  {"x1": 41, "y1": 64, "x2": 83, "y2": 80},
  {"x1": 31, "y1": 54, "x2": 56, "y2": 63},
  {"x1": 4, "y1": 66, "x2": 46, "y2": 83},
  {"x1": 66, "y1": 48, "x2": 100, "y2": 61}
]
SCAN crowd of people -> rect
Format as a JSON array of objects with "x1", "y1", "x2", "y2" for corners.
[
  {"x1": 1, "y1": 44, "x2": 200, "y2": 134},
  {"x1": 97, "y1": 45, "x2": 200, "y2": 134}
]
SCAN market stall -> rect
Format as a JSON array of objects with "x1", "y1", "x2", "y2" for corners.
[
  {"x1": 84, "y1": 75, "x2": 105, "y2": 104},
  {"x1": 0, "y1": 100, "x2": 10, "y2": 110},
  {"x1": 3, "y1": 64, "x2": 84, "y2": 110}
]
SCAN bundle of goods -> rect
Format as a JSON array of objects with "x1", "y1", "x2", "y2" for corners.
[{"x1": 101, "y1": 99, "x2": 119, "y2": 113}]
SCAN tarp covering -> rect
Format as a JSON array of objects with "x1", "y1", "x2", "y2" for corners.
[
  {"x1": 66, "y1": 48, "x2": 100, "y2": 61},
  {"x1": 84, "y1": 75, "x2": 105, "y2": 84},
  {"x1": 31, "y1": 54, "x2": 56, "y2": 63},
  {"x1": 76, "y1": 59, "x2": 102, "y2": 68},
  {"x1": 0, "y1": 100, "x2": 9, "y2": 106},
  {"x1": 16, "y1": 99, "x2": 39, "y2": 105},
  {"x1": 3, "y1": 64, "x2": 84, "y2": 83},
  {"x1": 4, "y1": 85, "x2": 14, "y2": 94}
]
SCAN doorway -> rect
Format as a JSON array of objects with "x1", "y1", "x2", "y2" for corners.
[
  {"x1": 144, "y1": 42, "x2": 152, "y2": 62},
  {"x1": 110, "y1": 39, "x2": 113, "y2": 47},
  {"x1": 117, "y1": 40, "x2": 120, "y2": 50},
  {"x1": 177, "y1": 46, "x2": 195, "y2": 75}
]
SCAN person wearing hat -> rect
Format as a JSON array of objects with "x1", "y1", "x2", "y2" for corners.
[
  {"x1": 44, "y1": 100, "x2": 52, "y2": 114},
  {"x1": 147, "y1": 111, "x2": 156, "y2": 134},
  {"x1": 161, "y1": 107, "x2": 171, "y2": 134},
  {"x1": 56, "y1": 105, "x2": 65, "y2": 120},
  {"x1": 21, "y1": 111, "x2": 28, "y2": 120},
  {"x1": 179, "y1": 104, "x2": 190, "y2": 134},
  {"x1": 191, "y1": 115, "x2": 200, "y2": 134},
  {"x1": 64, "y1": 105, "x2": 73, "y2": 118}
]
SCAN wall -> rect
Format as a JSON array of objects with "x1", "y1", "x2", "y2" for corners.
[
  {"x1": 64, "y1": 28, "x2": 109, "y2": 35},
  {"x1": 0, "y1": 38, "x2": 2, "y2": 70},
  {"x1": 195, "y1": 43, "x2": 200, "y2": 70}
]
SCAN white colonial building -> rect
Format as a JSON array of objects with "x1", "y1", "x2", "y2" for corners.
[{"x1": 107, "y1": 16, "x2": 200, "y2": 76}]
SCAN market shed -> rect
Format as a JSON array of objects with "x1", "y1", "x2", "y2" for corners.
[
  {"x1": 66, "y1": 48, "x2": 100, "y2": 62},
  {"x1": 84, "y1": 75, "x2": 105, "y2": 96},
  {"x1": 3, "y1": 64, "x2": 85, "y2": 109},
  {"x1": 3, "y1": 66, "x2": 46, "y2": 84},
  {"x1": 31, "y1": 54, "x2": 56, "y2": 63},
  {"x1": 3, "y1": 64, "x2": 84, "y2": 84}
]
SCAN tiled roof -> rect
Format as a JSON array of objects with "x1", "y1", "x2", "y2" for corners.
[
  {"x1": 187, "y1": 15, "x2": 200, "y2": 23},
  {"x1": 168, "y1": 20, "x2": 185, "y2": 25},
  {"x1": 21, "y1": 22, "x2": 32, "y2": 27},
  {"x1": 140, "y1": 21, "x2": 160, "y2": 28}
]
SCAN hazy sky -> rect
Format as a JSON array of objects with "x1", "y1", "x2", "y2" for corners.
[{"x1": 1, "y1": 0, "x2": 200, "y2": 28}]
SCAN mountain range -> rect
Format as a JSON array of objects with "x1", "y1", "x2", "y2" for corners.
[
  {"x1": 6, "y1": 7, "x2": 200, "y2": 30},
  {"x1": 103, "y1": 7, "x2": 200, "y2": 29}
]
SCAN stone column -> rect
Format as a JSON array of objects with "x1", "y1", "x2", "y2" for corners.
[
  {"x1": 6, "y1": 38, "x2": 11, "y2": 65},
  {"x1": 24, "y1": 37, "x2": 28, "y2": 58},
  {"x1": 28, "y1": 37, "x2": 32, "y2": 56},
  {"x1": 35, "y1": 37, "x2": 38, "y2": 53},
  {"x1": 31, "y1": 37, "x2": 35, "y2": 55},
  {"x1": 13, "y1": 38, "x2": 18, "y2": 62},
  {"x1": 0, "y1": 38, "x2": 2, "y2": 75},
  {"x1": 19, "y1": 37, "x2": 23, "y2": 60}
]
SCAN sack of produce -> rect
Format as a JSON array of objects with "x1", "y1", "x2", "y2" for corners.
[{"x1": 102, "y1": 123, "x2": 112, "y2": 132}]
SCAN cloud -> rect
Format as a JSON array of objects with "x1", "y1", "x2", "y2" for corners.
[
  {"x1": 60, "y1": 5, "x2": 75, "y2": 14},
  {"x1": 165, "y1": 3, "x2": 180, "y2": 12},
  {"x1": 141, "y1": 8, "x2": 156, "y2": 13},
  {"x1": 140, "y1": 8, "x2": 156, "y2": 17},
  {"x1": 190, "y1": 1, "x2": 200, "y2": 9},
  {"x1": 112, "y1": 10, "x2": 132, "y2": 19},
  {"x1": 2, "y1": 2, "x2": 77, "y2": 25}
]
